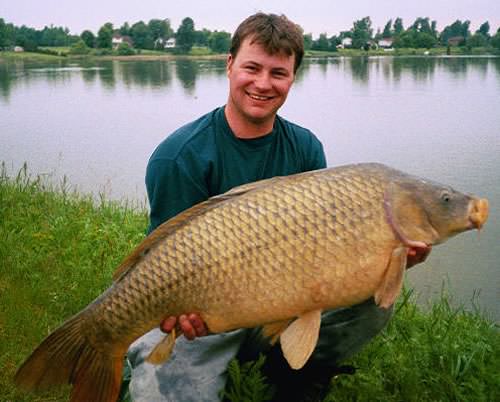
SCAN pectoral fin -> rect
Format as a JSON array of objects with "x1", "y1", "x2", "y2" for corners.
[
  {"x1": 262, "y1": 319, "x2": 292, "y2": 345},
  {"x1": 375, "y1": 247, "x2": 407, "y2": 309},
  {"x1": 145, "y1": 328, "x2": 176, "y2": 365},
  {"x1": 280, "y1": 309, "x2": 322, "y2": 370}
]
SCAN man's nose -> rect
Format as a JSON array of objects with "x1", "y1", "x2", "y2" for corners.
[{"x1": 254, "y1": 71, "x2": 272, "y2": 90}]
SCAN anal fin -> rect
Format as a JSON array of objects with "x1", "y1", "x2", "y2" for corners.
[
  {"x1": 262, "y1": 319, "x2": 292, "y2": 345},
  {"x1": 145, "y1": 329, "x2": 176, "y2": 365},
  {"x1": 280, "y1": 309, "x2": 322, "y2": 370}
]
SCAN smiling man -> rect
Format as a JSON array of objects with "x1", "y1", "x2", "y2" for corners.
[{"x1": 124, "y1": 13, "x2": 394, "y2": 402}]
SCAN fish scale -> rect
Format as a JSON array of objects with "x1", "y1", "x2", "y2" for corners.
[{"x1": 15, "y1": 163, "x2": 489, "y2": 402}]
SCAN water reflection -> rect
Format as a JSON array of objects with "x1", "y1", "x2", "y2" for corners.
[
  {"x1": 0, "y1": 56, "x2": 499, "y2": 101},
  {"x1": 98, "y1": 61, "x2": 116, "y2": 89},
  {"x1": 349, "y1": 57, "x2": 370, "y2": 83},
  {"x1": 175, "y1": 59, "x2": 198, "y2": 92}
]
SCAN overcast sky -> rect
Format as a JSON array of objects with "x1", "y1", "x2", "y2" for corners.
[{"x1": 1, "y1": 0, "x2": 499, "y2": 37}]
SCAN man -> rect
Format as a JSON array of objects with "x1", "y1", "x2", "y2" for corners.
[{"x1": 125, "y1": 13, "x2": 424, "y2": 402}]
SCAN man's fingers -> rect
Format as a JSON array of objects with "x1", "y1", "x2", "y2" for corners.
[
  {"x1": 179, "y1": 315, "x2": 196, "y2": 340},
  {"x1": 188, "y1": 313, "x2": 208, "y2": 336},
  {"x1": 160, "y1": 316, "x2": 177, "y2": 333},
  {"x1": 160, "y1": 313, "x2": 207, "y2": 339},
  {"x1": 406, "y1": 246, "x2": 432, "y2": 269}
]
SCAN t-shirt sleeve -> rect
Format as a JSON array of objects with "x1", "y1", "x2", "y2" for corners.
[
  {"x1": 145, "y1": 157, "x2": 209, "y2": 234},
  {"x1": 305, "y1": 132, "x2": 327, "y2": 171}
]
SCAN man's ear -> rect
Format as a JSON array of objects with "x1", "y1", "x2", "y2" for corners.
[{"x1": 226, "y1": 54, "x2": 233, "y2": 76}]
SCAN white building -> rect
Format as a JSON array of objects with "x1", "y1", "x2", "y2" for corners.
[
  {"x1": 378, "y1": 38, "x2": 394, "y2": 48},
  {"x1": 339, "y1": 37, "x2": 352, "y2": 48}
]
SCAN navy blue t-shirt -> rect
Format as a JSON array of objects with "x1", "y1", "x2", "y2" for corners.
[{"x1": 146, "y1": 107, "x2": 326, "y2": 233}]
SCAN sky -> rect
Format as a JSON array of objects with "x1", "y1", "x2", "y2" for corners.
[{"x1": 1, "y1": 0, "x2": 499, "y2": 38}]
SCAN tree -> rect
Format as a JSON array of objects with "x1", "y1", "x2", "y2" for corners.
[
  {"x1": 312, "y1": 33, "x2": 330, "y2": 51},
  {"x1": 382, "y1": 19, "x2": 392, "y2": 38},
  {"x1": 0, "y1": 19, "x2": 17, "y2": 49},
  {"x1": 351, "y1": 17, "x2": 373, "y2": 49},
  {"x1": 0, "y1": 18, "x2": 7, "y2": 48},
  {"x1": 119, "y1": 22, "x2": 131, "y2": 37},
  {"x1": 131, "y1": 21, "x2": 154, "y2": 49},
  {"x1": 491, "y1": 31, "x2": 500, "y2": 50},
  {"x1": 97, "y1": 22, "x2": 113, "y2": 48},
  {"x1": 393, "y1": 18, "x2": 404, "y2": 35},
  {"x1": 148, "y1": 19, "x2": 173, "y2": 44},
  {"x1": 194, "y1": 29, "x2": 211, "y2": 47},
  {"x1": 411, "y1": 17, "x2": 434, "y2": 36},
  {"x1": 208, "y1": 31, "x2": 231, "y2": 53},
  {"x1": 81, "y1": 30, "x2": 95, "y2": 48},
  {"x1": 303, "y1": 33, "x2": 313, "y2": 50},
  {"x1": 468, "y1": 33, "x2": 488, "y2": 48},
  {"x1": 440, "y1": 20, "x2": 471, "y2": 45},
  {"x1": 415, "y1": 32, "x2": 437, "y2": 48},
  {"x1": 176, "y1": 17, "x2": 195, "y2": 53},
  {"x1": 15, "y1": 25, "x2": 38, "y2": 51},
  {"x1": 477, "y1": 21, "x2": 490, "y2": 38},
  {"x1": 431, "y1": 21, "x2": 438, "y2": 37}
]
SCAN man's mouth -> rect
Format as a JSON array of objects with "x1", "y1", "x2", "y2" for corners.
[{"x1": 247, "y1": 92, "x2": 274, "y2": 101}]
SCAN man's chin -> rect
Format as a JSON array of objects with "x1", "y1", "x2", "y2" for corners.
[{"x1": 244, "y1": 107, "x2": 279, "y2": 125}]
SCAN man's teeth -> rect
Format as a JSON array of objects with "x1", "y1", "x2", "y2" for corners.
[{"x1": 249, "y1": 93, "x2": 271, "y2": 100}]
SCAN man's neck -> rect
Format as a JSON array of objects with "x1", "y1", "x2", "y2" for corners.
[{"x1": 224, "y1": 104, "x2": 275, "y2": 139}]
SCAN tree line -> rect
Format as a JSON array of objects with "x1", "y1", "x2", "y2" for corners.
[
  {"x1": 309, "y1": 17, "x2": 500, "y2": 51},
  {"x1": 1, "y1": 16, "x2": 500, "y2": 54}
]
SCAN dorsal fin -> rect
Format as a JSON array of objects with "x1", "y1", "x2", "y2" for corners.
[{"x1": 112, "y1": 176, "x2": 280, "y2": 282}]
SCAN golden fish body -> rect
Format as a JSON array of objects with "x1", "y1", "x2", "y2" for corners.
[{"x1": 15, "y1": 163, "x2": 489, "y2": 402}]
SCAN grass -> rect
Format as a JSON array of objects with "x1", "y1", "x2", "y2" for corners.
[
  {"x1": 1, "y1": 165, "x2": 498, "y2": 401},
  {"x1": 2, "y1": 45, "x2": 498, "y2": 64}
]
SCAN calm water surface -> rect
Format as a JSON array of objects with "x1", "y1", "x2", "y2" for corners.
[{"x1": 1, "y1": 56, "x2": 499, "y2": 319}]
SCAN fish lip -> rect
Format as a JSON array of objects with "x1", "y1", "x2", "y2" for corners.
[{"x1": 467, "y1": 198, "x2": 489, "y2": 230}]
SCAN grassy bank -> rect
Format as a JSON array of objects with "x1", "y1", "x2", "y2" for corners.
[
  {"x1": 1, "y1": 166, "x2": 498, "y2": 401},
  {"x1": 1, "y1": 46, "x2": 498, "y2": 63}
]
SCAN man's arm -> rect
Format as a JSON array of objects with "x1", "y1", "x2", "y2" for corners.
[{"x1": 146, "y1": 157, "x2": 209, "y2": 233}]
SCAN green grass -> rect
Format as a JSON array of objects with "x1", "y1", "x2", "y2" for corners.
[
  {"x1": 223, "y1": 288, "x2": 499, "y2": 402},
  {"x1": 0, "y1": 164, "x2": 147, "y2": 401},
  {"x1": 1, "y1": 165, "x2": 498, "y2": 402},
  {"x1": 0, "y1": 50, "x2": 66, "y2": 61}
]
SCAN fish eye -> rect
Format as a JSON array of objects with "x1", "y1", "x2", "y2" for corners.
[{"x1": 441, "y1": 191, "x2": 451, "y2": 203}]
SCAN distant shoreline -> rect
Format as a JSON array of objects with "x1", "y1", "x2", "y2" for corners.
[{"x1": 1, "y1": 47, "x2": 498, "y2": 62}]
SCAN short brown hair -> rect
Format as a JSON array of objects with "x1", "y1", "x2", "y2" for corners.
[{"x1": 230, "y1": 13, "x2": 304, "y2": 73}]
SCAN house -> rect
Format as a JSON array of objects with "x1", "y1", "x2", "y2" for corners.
[
  {"x1": 337, "y1": 37, "x2": 352, "y2": 49},
  {"x1": 164, "y1": 38, "x2": 176, "y2": 48},
  {"x1": 155, "y1": 37, "x2": 176, "y2": 49},
  {"x1": 378, "y1": 38, "x2": 393, "y2": 48},
  {"x1": 13, "y1": 46, "x2": 24, "y2": 52},
  {"x1": 112, "y1": 34, "x2": 133, "y2": 49},
  {"x1": 447, "y1": 36, "x2": 465, "y2": 46}
]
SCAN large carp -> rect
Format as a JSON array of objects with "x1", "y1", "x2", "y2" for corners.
[{"x1": 15, "y1": 163, "x2": 488, "y2": 402}]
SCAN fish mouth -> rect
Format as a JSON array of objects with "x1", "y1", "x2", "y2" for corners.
[{"x1": 468, "y1": 198, "x2": 489, "y2": 230}]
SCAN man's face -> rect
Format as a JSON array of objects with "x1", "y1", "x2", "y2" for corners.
[{"x1": 226, "y1": 37, "x2": 295, "y2": 126}]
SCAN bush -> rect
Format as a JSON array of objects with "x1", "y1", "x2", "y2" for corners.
[
  {"x1": 117, "y1": 42, "x2": 135, "y2": 56},
  {"x1": 69, "y1": 40, "x2": 90, "y2": 55}
]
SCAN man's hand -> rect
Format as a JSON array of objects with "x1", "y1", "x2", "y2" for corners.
[
  {"x1": 160, "y1": 313, "x2": 208, "y2": 340},
  {"x1": 407, "y1": 246, "x2": 432, "y2": 269}
]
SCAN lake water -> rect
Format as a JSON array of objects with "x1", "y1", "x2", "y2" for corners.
[{"x1": 1, "y1": 55, "x2": 499, "y2": 320}]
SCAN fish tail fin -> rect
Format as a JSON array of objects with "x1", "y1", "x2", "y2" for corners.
[{"x1": 15, "y1": 312, "x2": 125, "y2": 402}]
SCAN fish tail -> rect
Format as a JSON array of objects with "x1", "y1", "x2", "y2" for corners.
[{"x1": 15, "y1": 312, "x2": 124, "y2": 402}]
